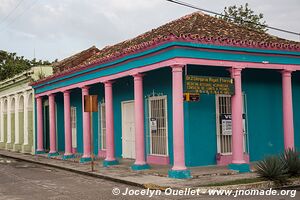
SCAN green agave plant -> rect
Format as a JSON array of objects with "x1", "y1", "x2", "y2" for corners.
[
  {"x1": 255, "y1": 156, "x2": 287, "y2": 183},
  {"x1": 281, "y1": 148, "x2": 300, "y2": 177}
]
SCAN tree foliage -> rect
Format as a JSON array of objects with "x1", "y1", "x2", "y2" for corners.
[
  {"x1": 219, "y1": 3, "x2": 268, "y2": 32},
  {"x1": 0, "y1": 50, "x2": 51, "y2": 81}
]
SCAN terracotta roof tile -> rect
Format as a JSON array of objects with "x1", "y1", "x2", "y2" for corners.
[
  {"x1": 53, "y1": 46, "x2": 100, "y2": 74},
  {"x1": 32, "y1": 12, "x2": 300, "y2": 86}
]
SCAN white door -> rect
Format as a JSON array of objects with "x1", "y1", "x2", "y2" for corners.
[
  {"x1": 71, "y1": 107, "x2": 77, "y2": 149},
  {"x1": 122, "y1": 101, "x2": 135, "y2": 159}
]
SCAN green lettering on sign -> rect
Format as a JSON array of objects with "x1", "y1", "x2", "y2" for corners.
[{"x1": 185, "y1": 75, "x2": 235, "y2": 95}]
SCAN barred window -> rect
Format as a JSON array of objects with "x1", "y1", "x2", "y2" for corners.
[{"x1": 148, "y1": 96, "x2": 168, "y2": 156}]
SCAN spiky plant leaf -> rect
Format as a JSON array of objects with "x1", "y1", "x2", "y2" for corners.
[
  {"x1": 281, "y1": 148, "x2": 300, "y2": 177},
  {"x1": 255, "y1": 156, "x2": 287, "y2": 183}
]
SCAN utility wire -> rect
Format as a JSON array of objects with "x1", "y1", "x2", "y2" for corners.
[
  {"x1": 0, "y1": 0, "x2": 25, "y2": 26},
  {"x1": 0, "y1": 0, "x2": 39, "y2": 32},
  {"x1": 166, "y1": 0, "x2": 300, "y2": 36}
]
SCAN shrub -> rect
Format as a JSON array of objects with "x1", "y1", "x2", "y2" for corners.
[
  {"x1": 281, "y1": 148, "x2": 300, "y2": 177},
  {"x1": 255, "y1": 156, "x2": 287, "y2": 183}
]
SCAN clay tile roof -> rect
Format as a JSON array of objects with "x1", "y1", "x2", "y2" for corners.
[
  {"x1": 53, "y1": 46, "x2": 100, "y2": 74},
  {"x1": 76, "y1": 12, "x2": 300, "y2": 70},
  {"x1": 32, "y1": 12, "x2": 300, "y2": 86}
]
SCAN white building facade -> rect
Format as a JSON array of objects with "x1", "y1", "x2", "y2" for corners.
[{"x1": 0, "y1": 66, "x2": 52, "y2": 154}]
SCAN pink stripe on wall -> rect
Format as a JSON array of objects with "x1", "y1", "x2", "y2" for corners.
[
  {"x1": 98, "y1": 150, "x2": 106, "y2": 158},
  {"x1": 217, "y1": 154, "x2": 250, "y2": 166},
  {"x1": 147, "y1": 155, "x2": 170, "y2": 165}
]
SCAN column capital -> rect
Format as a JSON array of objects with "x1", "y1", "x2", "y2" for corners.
[
  {"x1": 81, "y1": 85, "x2": 90, "y2": 90},
  {"x1": 103, "y1": 80, "x2": 114, "y2": 87},
  {"x1": 63, "y1": 90, "x2": 71, "y2": 96},
  {"x1": 281, "y1": 69, "x2": 294, "y2": 77},
  {"x1": 231, "y1": 67, "x2": 244, "y2": 77},
  {"x1": 48, "y1": 93, "x2": 56, "y2": 97},
  {"x1": 171, "y1": 64, "x2": 185, "y2": 72},
  {"x1": 132, "y1": 73, "x2": 144, "y2": 80}
]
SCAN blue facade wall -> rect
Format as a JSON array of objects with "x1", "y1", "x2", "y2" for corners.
[
  {"x1": 55, "y1": 93, "x2": 65, "y2": 152},
  {"x1": 34, "y1": 65, "x2": 300, "y2": 167},
  {"x1": 143, "y1": 68, "x2": 173, "y2": 163},
  {"x1": 70, "y1": 88, "x2": 83, "y2": 154},
  {"x1": 184, "y1": 66, "x2": 230, "y2": 167},
  {"x1": 292, "y1": 71, "x2": 300, "y2": 151},
  {"x1": 242, "y1": 69, "x2": 284, "y2": 161}
]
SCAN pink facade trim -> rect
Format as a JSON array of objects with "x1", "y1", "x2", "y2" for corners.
[
  {"x1": 147, "y1": 155, "x2": 170, "y2": 165},
  {"x1": 282, "y1": 70, "x2": 295, "y2": 149},
  {"x1": 217, "y1": 154, "x2": 250, "y2": 166},
  {"x1": 133, "y1": 74, "x2": 147, "y2": 165},
  {"x1": 231, "y1": 67, "x2": 247, "y2": 164},
  {"x1": 81, "y1": 86, "x2": 91, "y2": 158},
  {"x1": 72, "y1": 148, "x2": 77, "y2": 154},
  {"x1": 36, "y1": 97, "x2": 44, "y2": 151},
  {"x1": 98, "y1": 149, "x2": 106, "y2": 158},
  {"x1": 63, "y1": 91, "x2": 73, "y2": 156},
  {"x1": 171, "y1": 64, "x2": 187, "y2": 171},
  {"x1": 104, "y1": 81, "x2": 116, "y2": 161},
  {"x1": 35, "y1": 58, "x2": 299, "y2": 98},
  {"x1": 48, "y1": 94, "x2": 57, "y2": 154}
]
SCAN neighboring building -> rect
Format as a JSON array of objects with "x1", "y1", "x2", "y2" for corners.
[
  {"x1": 31, "y1": 12, "x2": 300, "y2": 178},
  {"x1": 0, "y1": 66, "x2": 53, "y2": 154}
]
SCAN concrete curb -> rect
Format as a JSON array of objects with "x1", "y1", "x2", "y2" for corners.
[
  {"x1": 1, "y1": 151, "x2": 299, "y2": 193},
  {"x1": 0, "y1": 152, "x2": 145, "y2": 189}
]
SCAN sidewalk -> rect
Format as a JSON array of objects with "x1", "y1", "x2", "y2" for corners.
[{"x1": 0, "y1": 149, "x2": 260, "y2": 190}]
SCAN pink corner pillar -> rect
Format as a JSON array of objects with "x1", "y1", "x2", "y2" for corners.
[
  {"x1": 48, "y1": 94, "x2": 57, "y2": 154},
  {"x1": 133, "y1": 74, "x2": 147, "y2": 166},
  {"x1": 231, "y1": 67, "x2": 246, "y2": 164},
  {"x1": 282, "y1": 70, "x2": 295, "y2": 149},
  {"x1": 36, "y1": 97, "x2": 44, "y2": 152},
  {"x1": 81, "y1": 86, "x2": 91, "y2": 158},
  {"x1": 171, "y1": 65, "x2": 187, "y2": 171},
  {"x1": 63, "y1": 91, "x2": 73, "y2": 156},
  {"x1": 104, "y1": 81, "x2": 116, "y2": 162}
]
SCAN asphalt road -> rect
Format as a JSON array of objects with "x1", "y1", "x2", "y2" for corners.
[{"x1": 0, "y1": 155, "x2": 299, "y2": 200}]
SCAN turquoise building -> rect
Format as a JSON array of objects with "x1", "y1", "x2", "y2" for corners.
[{"x1": 31, "y1": 12, "x2": 300, "y2": 178}]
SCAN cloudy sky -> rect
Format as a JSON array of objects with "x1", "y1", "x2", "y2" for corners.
[{"x1": 0, "y1": 0, "x2": 299, "y2": 62}]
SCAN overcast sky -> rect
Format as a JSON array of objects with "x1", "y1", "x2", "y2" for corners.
[{"x1": 0, "y1": 0, "x2": 299, "y2": 62}]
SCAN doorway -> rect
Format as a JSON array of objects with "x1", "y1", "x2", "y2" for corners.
[
  {"x1": 43, "y1": 104, "x2": 50, "y2": 152},
  {"x1": 121, "y1": 101, "x2": 135, "y2": 159}
]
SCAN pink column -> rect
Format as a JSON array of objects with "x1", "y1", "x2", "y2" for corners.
[
  {"x1": 231, "y1": 67, "x2": 246, "y2": 164},
  {"x1": 132, "y1": 74, "x2": 148, "y2": 169},
  {"x1": 63, "y1": 91, "x2": 73, "y2": 156},
  {"x1": 36, "y1": 97, "x2": 44, "y2": 152},
  {"x1": 81, "y1": 86, "x2": 91, "y2": 159},
  {"x1": 282, "y1": 69, "x2": 294, "y2": 149},
  {"x1": 48, "y1": 94, "x2": 57, "y2": 154},
  {"x1": 104, "y1": 81, "x2": 117, "y2": 164},
  {"x1": 171, "y1": 65, "x2": 187, "y2": 171}
]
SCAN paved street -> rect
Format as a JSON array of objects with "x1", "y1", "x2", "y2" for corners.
[{"x1": 0, "y1": 155, "x2": 299, "y2": 200}]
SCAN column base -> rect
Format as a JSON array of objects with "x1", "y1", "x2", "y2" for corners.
[
  {"x1": 80, "y1": 157, "x2": 92, "y2": 163},
  {"x1": 13, "y1": 144, "x2": 22, "y2": 152},
  {"x1": 131, "y1": 164, "x2": 150, "y2": 171},
  {"x1": 168, "y1": 169, "x2": 192, "y2": 179},
  {"x1": 48, "y1": 152, "x2": 59, "y2": 157},
  {"x1": 228, "y1": 163, "x2": 251, "y2": 173},
  {"x1": 62, "y1": 154, "x2": 75, "y2": 160},
  {"x1": 36, "y1": 150, "x2": 46, "y2": 154},
  {"x1": 6, "y1": 143, "x2": 13, "y2": 150},
  {"x1": 22, "y1": 144, "x2": 33, "y2": 153},
  {"x1": 0, "y1": 142, "x2": 6, "y2": 149},
  {"x1": 103, "y1": 160, "x2": 119, "y2": 167}
]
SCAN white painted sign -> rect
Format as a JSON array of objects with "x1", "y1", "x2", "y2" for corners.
[{"x1": 150, "y1": 118, "x2": 157, "y2": 131}]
